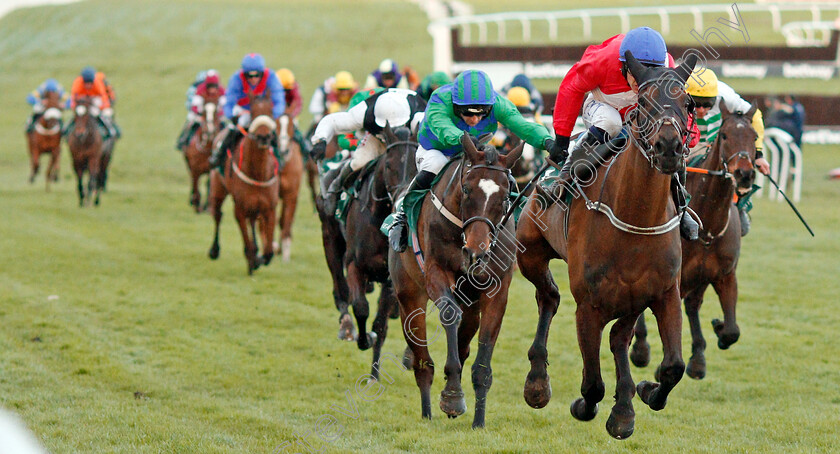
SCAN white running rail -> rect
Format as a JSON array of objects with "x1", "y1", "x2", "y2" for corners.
[{"x1": 758, "y1": 127, "x2": 803, "y2": 202}]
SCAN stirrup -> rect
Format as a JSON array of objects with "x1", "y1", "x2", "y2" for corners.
[
  {"x1": 739, "y1": 209, "x2": 750, "y2": 237},
  {"x1": 680, "y1": 212, "x2": 700, "y2": 241}
]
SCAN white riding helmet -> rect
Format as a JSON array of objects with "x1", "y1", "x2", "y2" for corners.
[{"x1": 373, "y1": 92, "x2": 411, "y2": 128}]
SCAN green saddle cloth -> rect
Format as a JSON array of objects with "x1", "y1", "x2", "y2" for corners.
[{"x1": 333, "y1": 157, "x2": 381, "y2": 222}]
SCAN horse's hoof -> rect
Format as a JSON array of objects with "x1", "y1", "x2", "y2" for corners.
[
  {"x1": 337, "y1": 314, "x2": 357, "y2": 342},
  {"x1": 439, "y1": 389, "x2": 466, "y2": 417},
  {"x1": 712, "y1": 319, "x2": 740, "y2": 350},
  {"x1": 570, "y1": 398, "x2": 598, "y2": 421},
  {"x1": 606, "y1": 408, "x2": 635, "y2": 440},
  {"x1": 357, "y1": 331, "x2": 377, "y2": 351},
  {"x1": 208, "y1": 245, "x2": 219, "y2": 260},
  {"x1": 637, "y1": 381, "x2": 664, "y2": 411},
  {"x1": 523, "y1": 371, "x2": 552, "y2": 409},
  {"x1": 388, "y1": 303, "x2": 400, "y2": 320},
  {"x1": 686, "y1": 355, "x2": 707, "y2": 380},
  {"x1": 630, "y1": 341, "x2": 651, "y2": 368}
]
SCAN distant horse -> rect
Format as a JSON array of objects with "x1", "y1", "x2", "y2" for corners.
[
  {"x1": 498, "y1": 117, "x2": 539, "y2": 195},
  {"x1": 26, "y1": 90, "x2": 64, "y2": 190},
  {"x1": 516, "y1": 53, "x2": 697, "y2": 439},
  {"x1": 389, "y1": 134, "x2": 524, "y2": 429},
  {"x1": 275, "y1": 115, "x2": 304, "y2": 263},
  {"x1": 630, "y1": 103, "x2": 758, "y2": 379},
  {"x1": 343, "y1": 124, "x2": 417, "y2": 379},
  {"x1": 207, "y1": 93, "x2": 280, "y2": 275},
  {"x1": 183, "y1": 101, "x2": 221, "y2": 212},
  {"x1": 66, "y1": 97, "x2": 103, "y2": 206}
]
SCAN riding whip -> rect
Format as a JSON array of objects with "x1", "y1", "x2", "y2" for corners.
[
  {"x1": 499, "y1": 159, "x2": 556, "y2": 227},
  {"x1": 764, "y1": 174, "x2": 815, "y2": 237}
]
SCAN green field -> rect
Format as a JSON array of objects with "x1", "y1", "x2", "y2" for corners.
[{"x1": 2, "y1": 1, "x2": 840, "y2": 452}]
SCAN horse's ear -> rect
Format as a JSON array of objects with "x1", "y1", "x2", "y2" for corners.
[
  {"x1": 461, "y1": 132, "x2": 483, "y2": 163},
  {"x1": 675, "y1": 54, "x2": 699, "y2": 83},
  {"x1": 624, "y1": 51, "x2": 648, "y2": 83},
  {"x1": 719, "y1": 101, "x2": 731, "y2": 119},
  {"x1": 477, "y1": 132, "x2": 493, "y2": 146},
  {"x1": 502, "y1": 141, "x2": 525, "y2": 169},
  {"x1": 745, "y1": 103, "x2": 757, "y2": 120},
  {"x1": 383, "y1": 121, "x2": 398, "y2": 142}
]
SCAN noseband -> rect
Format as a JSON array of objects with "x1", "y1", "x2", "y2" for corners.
[{"x1": 631, "y1": 78, "x2": 691, "y2": 170}]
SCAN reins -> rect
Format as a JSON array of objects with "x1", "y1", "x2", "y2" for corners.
[{"x1": 228, "y1": 134, "x2": 278, "y2": 187}]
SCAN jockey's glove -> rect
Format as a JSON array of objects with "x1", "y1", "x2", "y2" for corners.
[
  {"x1": 311, "y1": 140, "x2": 327, "y2": 161},
  {"x1": 548, "y1": 135, "x2": 570, "y2": 163}
]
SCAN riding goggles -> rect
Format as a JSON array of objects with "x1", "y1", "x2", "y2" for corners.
[
  {"x1": 454, "y1": 104, "x2": 492, "y2": 118},
  {"x1": 691, "y1": 96, "x2": 715, "y2": 109}
]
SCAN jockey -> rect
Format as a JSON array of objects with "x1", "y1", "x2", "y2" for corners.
[
  {"x1": 176, "y1": 69, "x2": 226, "y2": 150},
  {"x1": 416, "y1": 71, "x2": 452, "y2": 102},
  {"x1": 309, "y1": 71, "x2": 358, "y2": 125},
  {"x1": 209, "y1": 53, "x2": 286, "y2": 168},
  {"x1": 388, "y1": 69, "x2": 555, "y2": 252},
  {"x1": 25, "y1": 78, "x2": 68, "y2": 133},
  {"x1": 311, "y1": 88, "x2": 426, "y2": 214},
  {"x1": 547, "y1": 26, "x2": 700, "y2": 241},
  {"x1": 185, "y1": 70, "x2": 208, "y2": 111},
  {"x1": 363, "y1": 59, "x2": 410, "y2": 90},
  {"x1": 501, "y1": 74, "x2": 544, "y2": 119},
  {"x1": 276, "y1": 67, "x2": 310, "y2": 154},
  {"x1": 686, "y1": 67, "x2": 769, "y2": 236},
  {"x1": 69, "y1": 66, "x2": 119, "y2": 139}
]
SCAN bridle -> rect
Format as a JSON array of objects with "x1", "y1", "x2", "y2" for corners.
[
  {"x1": 376, "y1": 137, "x2": 419, "y2": 203},
  {"x1": 629, "y1": 77, "x2": 692, "y2": 171}
]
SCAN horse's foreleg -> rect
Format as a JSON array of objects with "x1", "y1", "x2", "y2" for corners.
[
  {"x1": 279, "y1": 185, "x2": 300, "y2": 262},
  {"x1": 74, "y1": 162, "x2": 85, "y2": 207},
  {"x1": 319, "y1": 208, "x2": 352, "y2": 341},
  {"x1": 88, "y1": 156, "x2": 100, "y2": 206},
  {"x1": 711, "y1": 272, "x2": 740, "y2": 350},
  {"x1": 190, "y1": 168, "x2": 201, "y2": 212},
  {"x1": 346, "y1": 261, "x2": 373, "y2": 351},
  {"x1": 394, "y1": 268, "x2": 434, "y2": 420},
  {"x1": 570, "y1": 304, "x2": 606, "y2": 423},
  {"x1": 684, "y1": 284, "x2": 709, "y2": 379},
  {"x1": 259, "y1": 207, "x2": 276, "y2": 267},
  {"x1": 207, "y1": 172, "x2": 226, "y2": 260},
  {"x1": 48, "y1": 148, "x2": 60, "y2": 182},
  {"x1": 234, "y1": 205, "x2": 257, "y2": 275},
  {"x1": 637, "y1": 286, "x2": 685, "y2": 412},
  {"x1": 425, "y1": 267, "x2": 465, "y2": 419},
  {"x1": 470, "y1": 283, "x2": 511, "y2": 429},
  {"x1": 29, "y1": 146, "x2": 39, "y2": 184},
  {"x1": 368, "y1": 280, "x2": 396, "y2": 380},
  {"x1": 606, "y1": 313, "x2": 640, "y2": 439},
  {"x1": 630, "y1": 312, "x2": 651, "y2": 368}
]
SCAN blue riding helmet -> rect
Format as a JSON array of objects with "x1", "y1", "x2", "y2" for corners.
[
  {"x1": 452, "y1": 70, "x2": 496, "y2": 106},
  {"x1": 43, "y1": 78, "x2": 60, "y2": 92},
  {"x1": 510, "y1": 74, "x2": 534, "y2": 90},
  {"x1": 241, "y1": 53, "x2": 266, "y2": 73},
  {"x1": 81, "y1": 66, "x2": 96, "y2": 83},
  {"x1": 618, "y1": 27, "x2": 667, "y2": 66}
]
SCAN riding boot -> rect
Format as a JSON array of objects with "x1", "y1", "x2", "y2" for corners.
[
  {"x1": 323, "y1": 163, "x2": 359, "y2": 216},
  {"x1": 738, "y1": 206, "x2": 750, "y2": 237},
  {"x1": 672, "y1": 170, "x2": 699, "y2": 241},
  {"x1": 97, "y1": 117, "x2": 112, "y2": 140},
  {"x1": 294, "y1": 127, "x2": 312, "y2": 156},
  {"x1": 389, "y1": 170, "x2": 436, "y2": 252},
  {"x1": 175, "y1": 120, "x2": 194, "y2": 150},
  {"x1": 547, "y1": 128, "x2": 614, "y2": 198},
  {"x1": 26, "y1": 113, "x2": 41, "y2": 134},
  {"x1": 111, "y1": 120, "x2": 122, "y2": 139}
]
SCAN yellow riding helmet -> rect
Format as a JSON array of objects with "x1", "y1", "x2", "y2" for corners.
[
  {"x1": 276, "y1": 68, "x2": 295, "y2": 89},
  {"x1": 334, "y1": 71, "x2": 355, "y2": 90},
  {"x1": 686, "y1": 67, "x2": 719, "y2": 98},
  {"x1": 506, "y1": 86, "x2": 531, "y2": 107}
]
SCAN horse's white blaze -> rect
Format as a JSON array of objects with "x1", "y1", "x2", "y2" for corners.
[
  {"x1": 478, "y1": 179, "x2": 501, "y2": 211},
  {"x1": 248, "y1": 115, "x2": 276, "y2": 133},
  {"x1": 736, "y1": 123, "x2": 744, "y2": 129},
  {"x1": 43, "y1": 108, "x2": 61, "y2": 120},
  {"x1": 205, "y1": 103, "x2": 216, "y2": 134},
  {"x1": 278, "y1": 115, "x2": 290, "y2": 151},
  {"x1": 75, "y1": 105, "x2": 86, "y2": 116}
]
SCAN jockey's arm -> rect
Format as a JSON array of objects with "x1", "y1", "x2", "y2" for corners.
[
  {"x1": 311, "y1": 102, "x2": 365, "y2": 144},
  {"x1": 26, "y1": 90, "x2": 40, "y2": 106},
  {"x1": 719, "y1": 81, "x2": 769, "y2": 172},
  {"x1": 223, "y1": 74, "x2": 244, "y2": 119},
  {"x1": 190, "y1": 95, "x2": 204, "y2": 114},
  {"x1": 496, "y1": 97, "x2": 553, "y2": 150},
  {"x1": 425, "y1": 95, "x2": 466, "y2": 148},
  {"x1": 553, "y1": 56, "x2": 604, "y2": 139},
  {"x1": 308, "y1": 86, "x2": 326, "y2": 121}
]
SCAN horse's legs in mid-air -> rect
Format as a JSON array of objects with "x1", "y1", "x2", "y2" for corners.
[
  {"x1": 28, "y1": 138, "x2": 40, "y2": 184},
  {"x1": 637, "y1": 286, "x2": 685, "y2": 412},
  {"x1": 394, "y1": 268, "x2": 435, "y2": 419},
  {"x1": 570, "y1": 304, "x2": 606, "y2": 423},
  {"x1": 425, "y1": 266, "x2": 466, "y2": 419},
  {"x1": 258, "y1": 207, "x2": 276, "y2": 267},
  {"x1": 711, "y1": 272, "x2": 740, "y2": 350},
  {"x1": 73, "y1": 160, "x2": 86, "y2": 207},
  {"x1": 470, "y1": 282, "x2": 511, "y2": 429},
  {"x1": 88, "y1": 153, "x2": 101, "y2": 206},
  {"x1": 318, "y1": 200, "x2": 354, "y2": 341},
  {"x1": 47, "y1": 147, "x2": 60, "y2": 183},
  {"x1": 188, "y1": 158, "x2": 202, "y2": 212},
  {"x1": 306, "y1": 158, "x2": 319, "y2": 208},
  {"x1": 237, "y1": 208, "x2": 260, "y2": 274},
  {"x1": 606, "y1": 313, "x2": 641, "y2": 439},
  {"x1": 98, "y1": 143, "x2": 112, "y2": 193},
  {"x1": 207, "y1": 171, "x2": 227, "y2": 260},
  {"x1": 630, "y1": 313, "x2": 651, "y2": 368},
  {"x1": 368, "y1": 280, "x2": 396, "y2": 379},
  {"x1": 346, "y1": 261, "x2": 375, "y2": 351},
  {"x1": 278, "y1": 171, "x2": 301, "y2": 263},
  {"x1": 684, "y1": 284, "x2": 709, "y2": 379}
]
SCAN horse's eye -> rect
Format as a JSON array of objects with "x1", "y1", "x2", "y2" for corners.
[
  {"x1": 462, "y1": 186, "x2": 470, "y2": 195},
  {"x1": 721, "y1": 133, "x2": 727, "y2": 140}
]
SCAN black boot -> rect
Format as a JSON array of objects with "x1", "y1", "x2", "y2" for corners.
[
  {"x1": 175, "y1": 121, "x2": 195, "y2": 150},
  {"x1": 26, "y1": 113, "x2": 41, "y2": 134},
  {"x1": 672, "y1": 170, "x2": 699, "y2": 241},
  {"x1": 738, "y1": 207, "x2": 750, "y2": 237},
  {"x1": 323, "y1": 163, "x2": 358, "y2": 216},
  {"x1": 548, "y1": 129, "x2": 620, "y2": 197},
  {"x1": 389, "y1": 170, "x2": 436, "y2": 252}
]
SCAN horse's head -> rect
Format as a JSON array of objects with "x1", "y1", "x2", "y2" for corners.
[
  {"x1": 72, "y1": 96, "x2": 98, "y2": 137},
  {"x1": 248, "y1": 92, "x2": 275, "y2": 149},
  {"x1": 718, "y1": 103, "x2": 758, "y2": 190},
  {"x1": 458, "y1": 132, "x2": 523, "y2": 268},
  {"x1": 42, "y1": 90, "x2": 62, "y2": 110},
  {"x1": 625, "y1": 51, "x2": 698, "y2": 174},
  {"x1": 203, "y1": 102, "x2": 218, "y2": 136},
  {"x1": 381, "y1": 122, "x2": 418, "y2": 199}
]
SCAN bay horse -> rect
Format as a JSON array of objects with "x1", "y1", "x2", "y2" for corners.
[
  {"x1": 516, "y1": 53, "x2": 698, "y2": 439},
  {"x1": 183, "y1": 101, "x2": 222, "y2": 212},
  {"x1": 26, "y1": 90, "x2": 63, "y2": 190},
  {"x1": 207, "y1": 93, "x2": 280, "y2": 275},
  {"x1": 342, "y1": 124, "x2": 417, "y2": 379},
  {"x1": 389, "y1": 134, "x2": 524, "y2": 429},
  {"x1": 498, "y1": 117, "x2": 539, "y2": 195},
  {"x1": 630, "y1": 103, "x2": 758, "y2": 379},
  {"x1": 66, "y1": 97, "x2": 103, "y2": 207},
  {"x1": 275, "y1": 115, "x2": 304, "y2": 263}
]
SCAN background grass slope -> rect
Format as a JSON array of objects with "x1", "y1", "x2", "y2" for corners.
[{"x1": 1, "y1": 1, "x2": 839, "y2": 453}]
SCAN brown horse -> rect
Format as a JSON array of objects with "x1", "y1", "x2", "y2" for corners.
[
  {"x1": 342, "y1": 124, "x2": 417, "y2": 379},
  {"x1": 66, "y1": 97, "x2": 103, "y2": 206},
  {"x1": 183, "y1": 101, "x2": 222, "y2": 212},
  {"x1": 26, "y1": 91, "x2": 64, "y2": 190},
  {"x1": 274, "y1": 115, "x2": 304, "y2": 263},
  {"x1": 389, "y1": 134, "x2": 524, "y2": 428},
  {"x1": 498, "y1": 117, "x2": 540, "y2": 195},
  {"x1": 207, "y1": 93, "x2": 280, "y2": 275},
  {"x1": 516, "y1": 53, "x2": 697, "y2": 439},
  {"x1": 630, "y1": 103, "x2": 758, "y2": 379}
]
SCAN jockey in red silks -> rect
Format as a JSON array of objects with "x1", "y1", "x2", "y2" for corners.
[
  {"x1": 275, "y1": 68, "x2": 311, "y2": 155},
  {"x1": 176, "y1": 70, "x2": 226, "y2": 150},
  {"x1": 547, "y1": 27, "x2": 701, "y2": 240},
  {"x1": 209, "y1": 53, "x2": 286, "y2": 168}
]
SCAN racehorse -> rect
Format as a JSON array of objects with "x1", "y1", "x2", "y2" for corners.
[
  {"x1": 342, "y1": 124, "x2": 417, "y2": 379},
  {"x1": 389, "y1": 134, "x2": 524, "y2": 429},
  {"x1": 183, "y1": 101, "x2": 222, "y2": 212},
  {"x1": 66, "y1": 97, "x2": 103, "y2": 207},
  {"x1": 207, "y1": 93, "x2": 280, "y2": 275},
  {"x1": 630, "y1": 103, "x2": 758, "y2": 379},
  {"x1": 275, "y1": 115, "x2": 304, "y2": 263},
  {"x1": 26, "y1": 90, "x2": 63, "y2": 190},
  {"x1": 498, "y1": 119, "x2": 539, "y2": 195},
  {"x1": 516, "y1": 53, "x2": 698, "y2": 439}
]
